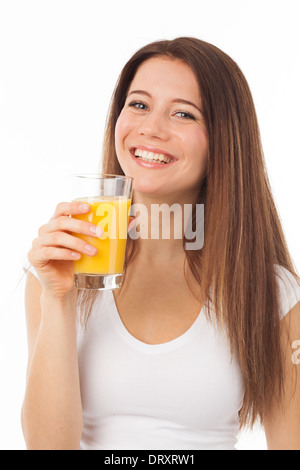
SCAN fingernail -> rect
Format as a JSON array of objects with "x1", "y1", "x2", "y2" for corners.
[
  {"x1": 79, "y1": 204, "x2": 90, "y2": 212},
  {"x1": 96, "y1": 226, "x2": 103, "y2": 238},
  {"x1": 89, "y1": 225, "x2": 103, "y2": 237},
  {"x1": 85, "y1": 244, "x2": 97, "y2": 254}
]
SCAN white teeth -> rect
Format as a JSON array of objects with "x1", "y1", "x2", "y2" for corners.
[{"x1": 134, "y1": 149, "x2": 172, "y2": 164}]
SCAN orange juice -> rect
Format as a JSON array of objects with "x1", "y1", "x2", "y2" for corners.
[{"x1": 72, "y1": 196, "x2": 131, "y2": 275}]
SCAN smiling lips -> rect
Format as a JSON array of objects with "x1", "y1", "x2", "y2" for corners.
[{"x1": 130, "y1": 147, "x2": 177, "y2": 167}]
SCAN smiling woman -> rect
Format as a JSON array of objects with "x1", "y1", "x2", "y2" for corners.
[{"x1": 22, "y1": 37, "x2": 300, "y2": 450}]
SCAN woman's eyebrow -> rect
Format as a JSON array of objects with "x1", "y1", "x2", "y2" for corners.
[
  {"x1": 171, "y1": 98, "x2": 202, "y2": 114},
  {"x1": 127, "y1": 90, "x2": 202, "y2": 113},
  {"x1": 128, "y1": 90, "x2": 151, "y2": 98}
]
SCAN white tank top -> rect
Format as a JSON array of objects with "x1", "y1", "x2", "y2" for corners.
[
  {"x1": 75, "y1": 265, "x2": 300, "y2": 450},
  {"x1": 25, "y1": 261, "x2": 300, "y2": 450}
]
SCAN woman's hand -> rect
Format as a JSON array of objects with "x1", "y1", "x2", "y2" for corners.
[{"x1": 28, "y1": 202, "x2": 101, "y2": 299}]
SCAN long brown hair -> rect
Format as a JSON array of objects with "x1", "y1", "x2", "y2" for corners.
[{"x1": 79, "y1": 37, "x2": 299, "y2": 428}]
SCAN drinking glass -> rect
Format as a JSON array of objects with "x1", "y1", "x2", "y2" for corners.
[{"x1": 70, "y1": 174, "x2": 133, "y2": 290}]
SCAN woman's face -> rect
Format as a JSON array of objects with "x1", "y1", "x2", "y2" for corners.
[{"x1": 115, "y1": 57, "x2": 208, "y2": 202}]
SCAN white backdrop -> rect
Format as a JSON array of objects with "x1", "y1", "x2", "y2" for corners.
[{"x1": 0, "y1": 0, "x2": 299, "y2": 450}]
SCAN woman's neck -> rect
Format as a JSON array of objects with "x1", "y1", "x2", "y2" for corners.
[{"x1": 129, "y1": 190, "x2": 199, "y2": 265}]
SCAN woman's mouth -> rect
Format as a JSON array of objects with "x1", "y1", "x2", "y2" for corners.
[{"x1": 130, "y1": 148, "x2": 177, "y2": 168}]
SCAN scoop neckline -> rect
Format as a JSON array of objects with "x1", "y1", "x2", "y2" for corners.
[{"x1": 109, "y1": 290, "x2": 205, "y2": 354}]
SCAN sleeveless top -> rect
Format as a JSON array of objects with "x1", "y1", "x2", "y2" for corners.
[
  {"x1": 76, "y1": 265, "x2": 300, "y2": 450},
  {"x1": 26, "y1": 262, "x2": 300, "y2": 450}
]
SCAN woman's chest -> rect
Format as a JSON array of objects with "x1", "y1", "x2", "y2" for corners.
[
  {"x1": 78, "y1": 297, "x2": 245, "y2": 432},
  {"x1": 114, "y1": 264, "x2": 203, "y2": 344}
]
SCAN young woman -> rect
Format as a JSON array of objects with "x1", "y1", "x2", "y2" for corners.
[{"x1": 22, "y1": 37, "x2": 300, "y2": 450}]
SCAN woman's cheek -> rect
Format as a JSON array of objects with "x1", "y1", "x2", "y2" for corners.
[
  {"x1": 114, "y1": 114, "x2": 133, "y2": 174},
  {"x1": 115, "y1": 112, "x2": 132, "y2": 159}
]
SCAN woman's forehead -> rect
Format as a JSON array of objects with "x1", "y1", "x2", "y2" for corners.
[{"x1": 128, "y1": 57, "x2": 202, "y2": 104}]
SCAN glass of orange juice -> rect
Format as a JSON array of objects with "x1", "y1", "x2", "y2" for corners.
[{"x1": 70, "y1": 174, "x2": 133, "y2": 290}]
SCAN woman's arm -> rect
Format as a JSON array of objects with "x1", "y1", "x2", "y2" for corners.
[
  {"x1": 264, "y1": 301, "x2": 300, "y2": 450},
  {"x1": 21, "y1": 272, "x2": 82, "y2": 450},
  {"x1": 21, "y1": 201, "x2": 100, "y2": 450}
]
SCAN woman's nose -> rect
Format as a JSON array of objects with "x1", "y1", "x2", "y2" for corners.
[{"x1": 138, "y1": 112, "x2": 170, "y2": 140}]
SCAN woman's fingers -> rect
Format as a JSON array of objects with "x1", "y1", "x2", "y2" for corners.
[
  {"x1": 37, "y1": 201, "x2": 132, "y2": 243},
  {"x1": 50, "y1": 201, "x2": 91, "y2": 220},
  {"x1": 29, "y1": 230, "x2": 98, "y2": 269},
  {"x1": 38, "y1": 215, "x2": 102, "y2": 238},
  {"x1": 32, "y1": 232, "x2": 98, "y2": 256},
  {"x1": 28, "y1": 246, "x2": 82, "y2": 266}
]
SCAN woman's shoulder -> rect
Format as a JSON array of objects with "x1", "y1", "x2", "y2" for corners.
[{"x1": 274, "y1": 264, "x2": 300, "y2": 320}]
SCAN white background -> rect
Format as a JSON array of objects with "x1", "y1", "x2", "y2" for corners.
[{"x1": 0, "y1": 0, "x2": 299, "y2": 450}]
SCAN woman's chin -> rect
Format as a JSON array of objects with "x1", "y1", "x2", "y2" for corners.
[{"x1": 132, "y1": 180, "x2": 168, "y2": 199}]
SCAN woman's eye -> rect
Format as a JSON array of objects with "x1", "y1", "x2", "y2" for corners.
[
  {"x1": 175, "y1": 111, "x2": 196, "y2": 120},
  {"x1": 128, "y1": 101, "x2": 148, "y2": 111}
]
